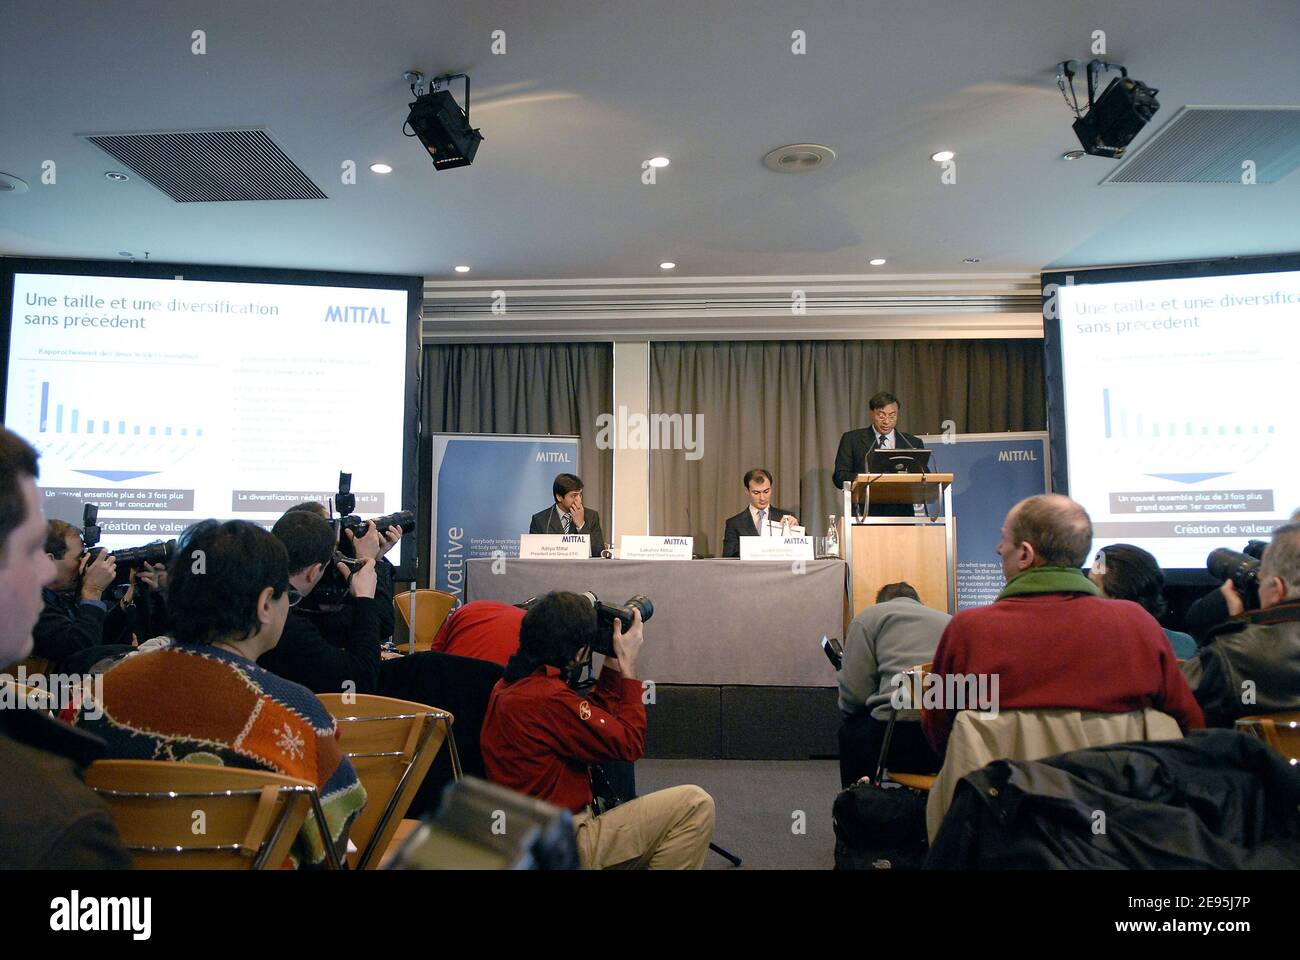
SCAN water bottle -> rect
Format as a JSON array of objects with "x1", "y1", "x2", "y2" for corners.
[{"x1": 825, "y1": 516, "x2": 839, "y2": 557}]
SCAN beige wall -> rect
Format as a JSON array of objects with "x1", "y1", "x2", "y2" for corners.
[{"x1": 610, "y1": 341, "x2": 650, "y2": 545}]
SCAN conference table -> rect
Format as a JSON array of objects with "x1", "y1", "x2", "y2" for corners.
[{"x1": 463, "y1": 558, "x2": 848, "y2": 687}]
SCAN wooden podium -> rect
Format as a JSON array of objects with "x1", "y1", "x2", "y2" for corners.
[{"x1": 841, "y1": 473, "x2": 956, "y2": 616}]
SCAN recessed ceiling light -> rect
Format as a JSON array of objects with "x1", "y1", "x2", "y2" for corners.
[
  {"x1": 369, "y1": 162, "x2": 393, "y2": 174},
  {"x1": 647, "y1": 156, "x2": 670, "y2": 168},
  {"x1": 104, "y1": 171, "x2": 130, "y2": 182},
  {"x1": 659, "y1": 262, "x2": 676, "y2": 270},
  {"x1": 930, "y1": 150, "x2": 955, "y2": 163},
  {"x1": 869, "y1": 258, "x2": 887, "y2": 266},
  {"x1": 962, "y1": 257, "x2": 982, "y2": 263},
  {"x1": 454, "y1": 265, "x2": 471, "y2": 273},
  {"x1": 762, "y1": 143, "x2": 836, "y2": 174},
  {"x1": 1061, "y1": 149, "x2": 1086, "y2": 161}
]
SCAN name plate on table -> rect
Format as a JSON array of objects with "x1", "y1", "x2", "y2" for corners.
[
  {"x1": 619, "y1": 536, "x2": 693, "y2": 560},
  {"x1": 519, "y1": 534, "x2": 590, "y2": 559},
  {"x1": 739, "y1": 536, "x2": 815, "y2": 561}
]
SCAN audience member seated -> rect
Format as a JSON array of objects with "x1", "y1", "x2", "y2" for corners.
[
  {"x1": 257, "y1": 508, "x2": 504, "y2": 811},
  {"x1": 1088, "y1": 542, "x2": 1196, "y2": 659},
  {"x1": 836, "y1": 581, "x2": 947, "y2": 787},
  {"x1": 922, "y1": 494, "x2": 1204, "y2": 757},
  {"x1": 79, "y1": 519, "x2": 366, "y2": 866},
  {"x1": 1182, "y1": 522, "x2": 1300, "y2": 726},
  {"x1": 31, "y1": 520, "x2": 136, "y2": 674},
  {"x1": 481, "y1": 592, "x2": 714, "y2": 869},
  {"x1": 432, "y1": 599, "x2": 525, "y2": 666},
  {"x1": 0, "y1": 427, "x2": 131, "y2": 868}
]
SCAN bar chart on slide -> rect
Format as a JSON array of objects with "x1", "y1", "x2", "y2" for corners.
[
  {"x1": 1092, "y1": 385, "x2": 1281, "y2": 483},
  {"x1": 10, "y1": 371, "x2": 213, "y2": 483},
  {"x1": 1100, "y1": 388, "x2": 1277, "y2": 442}
]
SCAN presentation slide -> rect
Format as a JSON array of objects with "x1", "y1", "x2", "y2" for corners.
[
  {"x1": 5, "y1": 269, "x2": 414, "y2": 567},
  {"x1": 1056, "y1": 265, "x2": 1300, "y2": 570}
]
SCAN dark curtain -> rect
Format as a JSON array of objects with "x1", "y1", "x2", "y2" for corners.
[
  {"x1": 649, "y1": 340, "x2": 1045, "y2": 557},
  {"x1": 418, "y1": 343, "x2": 613, "y2": 585}
]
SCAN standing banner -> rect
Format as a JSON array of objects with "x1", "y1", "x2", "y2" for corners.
[
  {"x1": 429, "y1": 434, "x2": 580, "y2": 597},
  {"x1": 918, "y1": 431, "x2": 1050, "y2": 610}
]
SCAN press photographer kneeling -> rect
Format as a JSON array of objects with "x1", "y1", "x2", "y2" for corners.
[{"x1": 481, "y1": 592, "x2": 715, "y2": 869}]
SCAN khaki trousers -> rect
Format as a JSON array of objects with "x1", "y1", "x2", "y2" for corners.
[{"x1": 572, "y1": 784, "x2": 715, "y2": 869}]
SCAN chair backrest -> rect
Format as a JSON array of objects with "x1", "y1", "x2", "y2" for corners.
[
  {"x1": 926, "y1": 707, "x2": 1183, "y2": 841},
  {"x1": 85, "y1": 760, "x2": 318, "y2": 869},
  {"x1": 1236, "y1": 712, "x2": 1300, "y2": 763},
  {"x1": 316, "y1": 693, "x2": 454, "y2": 869},
  {"x1": 0, "y1": 679, "x2": 55, "y2": 713},
  {"x1": 393, "y1": 589, "x2": 458, "y2": 652}
]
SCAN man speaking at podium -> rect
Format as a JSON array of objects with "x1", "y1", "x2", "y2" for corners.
[
  {"x1": 832, "y1": 391, "x2": 923, "y2": 517},
  {"x1": 529, "y1": 473, "x2": 604, "y2": 557},
  {"x1": 722, "y1": 468, "x2": 799, "y2": 558}
]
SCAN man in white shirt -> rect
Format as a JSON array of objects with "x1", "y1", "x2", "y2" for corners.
[
  {"x1": 528, "y1": 473, "x2": 604, "y2": 558},
  {"x1": 721, "y1": 468, "x2": 799, "y2": 558},
  {"x1": 831, "y1": 391, "x2": 925, "y2": 517}
]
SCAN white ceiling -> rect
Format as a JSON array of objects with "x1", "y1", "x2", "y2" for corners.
[{"x1": 1, "y1": 0, "x2": 1298, "y2": 282}]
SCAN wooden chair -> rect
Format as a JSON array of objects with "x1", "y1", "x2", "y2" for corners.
[
  {"x1": 0, "y1": 678, "x2": 55, "y2": 713},
  {"x1": 392, "y1": 589, "x2": 458, "y2": 653},
  {"x1": 876, "y1": 662, "x2": 938, "y2": 791},
  {"x1": 84, "y1": 760, "x2": 338, "y2": 869},
  {"x1": 317, "y1": 693, "x2": 457, "y2": 869},
  {"x1": 1236, "y1": 712, "x2": 1300, "y2": 764}
]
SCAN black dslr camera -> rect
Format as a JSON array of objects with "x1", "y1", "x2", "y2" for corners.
[
  {"x1": 310, "y1": 472, "x2": 416, "y2": 606},
  {"x1": 1207, "y1": 546, "x2": 1261, "y2": 611},
  {"x1": 579, "y1": 593, "x2": 654, "y2": 656},
  {"x1": 514, "y1": 593, "x2": 654, "y2": 656},
  {"x1": 333, "y1": 472, "x2": 416, "y2": 551},
  {"x1": 82, "y1": 503, "x2": 176, "y2": 576}
]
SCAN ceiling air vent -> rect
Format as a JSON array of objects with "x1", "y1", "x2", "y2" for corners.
[
  {"x1": 81, "y1": 128, "x2": 327, "y2": 202},
  {"x1": 1102, "y1": 106, "x2": 1300, "y2": 184}
]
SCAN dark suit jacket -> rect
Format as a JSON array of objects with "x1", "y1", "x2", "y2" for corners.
[
  {"x1": 528, "y1": 505, "x2": 604, "y2": 557},
  {"x1": 0, "y1": 708, "x2": 131, "y2": 869},
  {"x1": 722, "y1": 506, "x2": 794, "y2": 558},
  {"x1": 832, "y1": 427, "x2": 924, "y2": 517}
]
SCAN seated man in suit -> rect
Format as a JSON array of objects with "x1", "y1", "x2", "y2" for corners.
[
  {"x1": 529, "y1": 473, "x2": 604, "y2": 558},
  {"x1": 831, "y1": 391, "x2": 923, "y2": 517},
  {"x1": 722, "y1": 468, "x2": 800, "y2": 558}
]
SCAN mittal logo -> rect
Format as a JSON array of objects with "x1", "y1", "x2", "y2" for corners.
[{"x1": 324, "y1": 305, "x2": 390, "y2": 324}]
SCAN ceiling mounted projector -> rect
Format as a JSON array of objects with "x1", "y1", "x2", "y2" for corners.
[
  {"x1": 403, "y1": 70, "x2": 483, "y2": 171},
  {"x1": 1058, "y1": 59, "x2": 1160, "y2": 159}
]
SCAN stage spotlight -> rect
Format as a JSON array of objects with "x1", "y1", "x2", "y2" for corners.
[
  {"x1": 1058, "y1": 59, "x2": 1159, "y2": 159},
  {"x1": 403, "y1": 70, "x2": 483, "y2": 171}
]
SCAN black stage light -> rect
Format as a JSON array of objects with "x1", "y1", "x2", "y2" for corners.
[
  {"x1": 1059, "y1": 60, "x2": 1159, "y2": 159},
  {"x1": 404, "y1": 73, "x2": 483, "y2": 171}
]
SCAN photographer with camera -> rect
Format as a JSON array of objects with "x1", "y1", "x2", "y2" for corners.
[
  {"x1": 481, "y1": 591, "x2": 715, "y2": 869},
  {"x1": 31, "y1": 519, "x2": 143, "y2": 673},
  {"x1": 257, "y1": 509, "x2": 384, "y2": 694},
  {"x1": 1182, "y1": 523, "x2": 1300, "y2": 726},
  {"x1": 285, "y1": 499, "x2": 401, "y2": 641}
]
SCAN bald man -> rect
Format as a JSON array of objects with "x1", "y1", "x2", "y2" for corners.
[{"x1": 921, "y1": 494, "x2": 1203, "y2": 755}]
